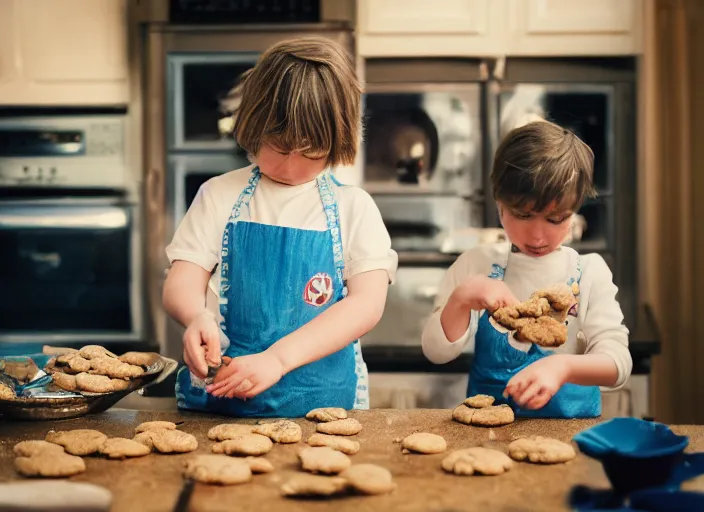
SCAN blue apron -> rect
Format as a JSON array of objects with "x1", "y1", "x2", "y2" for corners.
[
  {"x1": 176, "y1": 167, "x2": 369, "y2": 417},
  {"x1": 467, "y1": 244, "x2": 601, "y2": 418}
]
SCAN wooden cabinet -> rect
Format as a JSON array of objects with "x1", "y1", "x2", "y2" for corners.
[
  {"x1": 0, "y1": 0, "x2": 129, "y2": 105},
  {"x1": 507, "y1": 0, "x2": 642, "y2": 55},
  {"x1": 357, "y1": 0, "x2": 503, "y2": 57},
  {"x1": 357, "y1": 0, "x2": 643, "y2": 57}
]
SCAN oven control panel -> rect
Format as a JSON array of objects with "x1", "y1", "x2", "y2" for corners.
[{"x1": 0, "y1": 115, "x2": 130, "y2": 189}]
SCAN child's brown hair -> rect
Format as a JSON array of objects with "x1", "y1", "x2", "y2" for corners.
[
  {"x1": 227, "y1": 36, "x2": 361, "y2": 167},
  {"x1": 491, "y1": 120, "x2": 596, "y2": 212}
]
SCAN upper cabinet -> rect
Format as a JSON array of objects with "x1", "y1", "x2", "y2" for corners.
[
  {"x1": 0, "y1": 0, "x2": 129, "y2": 105},
  {"x1": 357, "y1": 0, "x2": 643, "y2": 57}
]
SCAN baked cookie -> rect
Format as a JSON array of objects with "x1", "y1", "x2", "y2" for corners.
[
  {"x1": 57, "y1": 353, "x2": 91, "y2": 373},
  {"x1": 135, "y1": 421, "x2": 178, "y2": 434},
  {"x1": 452, "y1": 404, "x2": 476, "y2": 425},
  {"x1": 99, "y1": 438, "x2": 151, "y2": 459},
  {"x1": 0, "y1": 382, "x2": 15, "y2": 400},
  {"x1": 75, "y1": 373, "x2": 129, "y2": 393},
  {"x1": 78, "y1": 345, "x2": 118, "y2": 360},
  {"x1": 253, "y1": 420, "x2": 302, "y2": 444},
  {"x1": 515, "y1": 316, "x2": 568, "y2": 348},
  {"x1": 281, "y1": 474, "x2": 348, "y2": 497},
  {"x1": 207, "y1": 423, "x2": 253, "y2": 441},
  {"x1": 471, "y1": 405, "x2": 515, "y2": 427},
  {"x1": 305, "y1": 408, "x2": 348, "y2": 423},
  {"x1": 316, "y1": 418, "x2": 362, "y2": 436},
  {"x1": 463, "y1": 394, "x2": 495, "y2": 409},
  {"x1": 132, "y1": 432, "x2": 155, "y2": 451},
  {"x1": 15, "y1": 453, "x2": 86, "y2": 477},
  {"x1": 119, "y1": 352, "x2": 159, "y2": 368},
  {"x1": 516, "y1": 297, "x2": 551, "y2": 318},
  {"x1": 89, "y1": 356, "x2": 144, "y2": 380},
  {"x1": 245, "y1": 457, "x2": 275, "y2": 474},
  {"x1": 299, "y1": 446, "x2": 351, "y2": 474},
  {"x1": 340, "y1": 464, "x2": 396, "y2": 495},
  {"x1": 184, "y1": 455, "x2": 252, "y2": 485},
  {"x1": 135, "y1": 429, "x2": 198, "y2": 454},
  {"x1": 306, "y1": 433, "x2": 360, "y2": 455},
  {"x1": 442, "y1": 447, "x2": 513, "y2": 476},
  {"x1": 45, "y1": 429, "x2": 108, "y2": 456},
  {"x1": 52, "y1": 373, "x2": 78, "y2": 392},
  {"x1": 13, "y1": 440, "x2": 65, "y2": 457},
  {"x1": 508, "y1": 436, "x2": 576, "y2": 464},
  {"x1": 211, "y1": 434, "x2": 273, "y2": 456},
  {"x1": 532, "y1": 284, "x2": 577, "y2": 313},
  {"x1": 401, "y1": 433, "x2": 447, "y2": 454}
]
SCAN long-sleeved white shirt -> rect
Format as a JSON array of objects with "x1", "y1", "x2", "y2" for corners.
[{"x1": 421, "y1": 243, "x2": 632, "y2": 390}]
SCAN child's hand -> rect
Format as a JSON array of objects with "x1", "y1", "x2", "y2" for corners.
[
  {"x1": 452, "y1": 275, "x2": 519, "y2": 312},
  {"x1": 206, "y1": 351, "x2": 285, "y2": 399},
  {"x1": 183, "y1": 310, "x2": 221, "y2": 379},
  {"x1": 503, "y1": 355, "x2": 569, "y2": 409}
]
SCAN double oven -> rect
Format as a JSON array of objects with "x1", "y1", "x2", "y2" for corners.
[
  {"x1": 142, "y1": 22, "x2": 355, "y2": 359},
  {"x1": 0, "y1": 112, "x2": 144, "y2": 348}
]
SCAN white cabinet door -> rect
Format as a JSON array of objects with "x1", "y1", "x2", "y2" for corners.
[
  {"x1": 358, "y1": 0, "x2": 505, "y2": 57},
  {"x1": 0, "y1": 0, "x2": 129, "y2": 105},
  {"x1": 0, "y1": 1, "x2": 20, "y2": 87},
  {"x1": 507, "y1": 0, "x2": 643, "y2": 55}
]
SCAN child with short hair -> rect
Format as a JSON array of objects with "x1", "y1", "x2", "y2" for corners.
[
  {"x1": 164, "y1": 36, "x2": 397, "y2": 417},
  {"x1": 421, "y1": 120, "x2": 631, "y2": 418}
]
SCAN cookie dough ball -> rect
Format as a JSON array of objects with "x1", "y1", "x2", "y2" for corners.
[
  {"x1": 508, "y1": 436, "x2": 576, "y2": 464},
  {"x1": 299, "y1": 447, "x2": 352, "y2": 474},
  {"x1": 442, "y1": 447, "x2": 513, "y2": 476},
  {"x1": 341, "y1": 464, "x2": 396, "y2": 495},
  {"x1": 401, "y1": 433, "x2": 447, "y2": 454}
]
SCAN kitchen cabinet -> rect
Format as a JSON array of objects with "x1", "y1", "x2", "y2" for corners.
[
  {"x1": 0, "y1": 0, "x2": 129, "y2": 105},
  {"x1": 357, "y1": 0, "x2": 643, "y2": 57}
]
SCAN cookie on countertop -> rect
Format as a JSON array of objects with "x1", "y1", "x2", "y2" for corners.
[
  {"x1": 508, "y1": 436, "x2": 576, "y2": 464},
  {"x1": 316, "y1": 418, "x2": 362, "y2": 436}
]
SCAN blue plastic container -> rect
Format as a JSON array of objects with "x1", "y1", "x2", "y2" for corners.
[{"x1": 573, "y1": 418, "x2": 690, "y2": 493}]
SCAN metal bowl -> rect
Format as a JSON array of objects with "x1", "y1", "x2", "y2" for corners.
[{"x1": 0, "y1": 355, "x2": 178, "y2": 421}]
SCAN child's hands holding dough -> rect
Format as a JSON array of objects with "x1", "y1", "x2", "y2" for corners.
[{"x1": 504, "y1": 355, "x2": 569, "y2": 409}]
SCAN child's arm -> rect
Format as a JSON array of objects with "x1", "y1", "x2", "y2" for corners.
[
  {"x1": 208, "y1": 269, "x2": 388, "y2": 398},
  {"x1": 505, "y1": 255, "x2": 631, "y2": 409},
  {"x1": 422, "y1": 258, "x2": 518, "y2": 364},
  {"x1": 163, "y1": 260, "x2": 221, "y2": 378},
  {"x1": 162, "y1": 180, "x2": 224, "y2": 378}
]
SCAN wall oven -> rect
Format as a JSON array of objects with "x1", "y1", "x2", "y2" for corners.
[{"x1": 0, "y1": 113, "x2": 143, "y2": 345}]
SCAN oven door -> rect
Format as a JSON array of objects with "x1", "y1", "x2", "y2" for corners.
[
  {"x1": 362, "y1": 267, "x2": 474, "y2": 352},
  {"x1": 167, "y1": 53, "x2": 259, "y2": 152},
  {"x1": 0, "y1": 197, "x2": 142, "y2": 343},
  {"x1": 362, "y1": 83, "x2": 483, "y2": 197},
  {"x1": 167, "y1": 153, "x2": 250, "y2": 235}
]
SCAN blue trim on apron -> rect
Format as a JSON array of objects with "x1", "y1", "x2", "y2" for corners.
[
  {"x1": 467, "y1": 244, "x2": 601, "y2": 419},
  {"x1": 176, "y1": 168, "x2": 368, "y2": 417}
]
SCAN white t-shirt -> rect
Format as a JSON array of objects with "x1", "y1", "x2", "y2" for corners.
[
  {"x1": 421, "y1": 243, "x2": 632, "y2": 390},
  {"x1": 166, "y1": 164, "x2": 398, "y2": 315}
]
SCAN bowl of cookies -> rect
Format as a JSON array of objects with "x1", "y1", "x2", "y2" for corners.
[
  {"x1": 573, "y1": 417, "x2": 690, "y2": 493},
  {"x1": 0, "y1": 345, "x2": 178, "y2": 421}
]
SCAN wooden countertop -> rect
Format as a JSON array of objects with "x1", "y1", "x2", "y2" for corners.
[{"x1": 1, "y1": 409, "x2": 702, "y2": 512}]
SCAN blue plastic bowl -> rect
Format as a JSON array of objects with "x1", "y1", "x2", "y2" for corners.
[{"x1": 573, "y1": 418, "x2": 689, "y2": 493}]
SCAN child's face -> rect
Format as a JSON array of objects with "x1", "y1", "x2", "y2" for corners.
[
  {"x1": 498, "y1": 201, "x2": 573, "y2": 257},
  {"x1": 256, "y1": 144, "x2": 327, "y2": 186}
]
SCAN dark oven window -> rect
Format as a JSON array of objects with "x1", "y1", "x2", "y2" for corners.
[
  {"x1": 0, "y1": 209, "x2": 132, "y2": 333},
  {"x1": 499, "y1": 87, "x2": 611, "y2": 192},
  {"x1": 179, "y1": 59, "x2": 256, "y2": 143}
]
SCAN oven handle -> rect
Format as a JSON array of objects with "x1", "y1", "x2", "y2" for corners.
[{"x1": 0, "y1": 205, "x2": 129, "y2": 230}]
